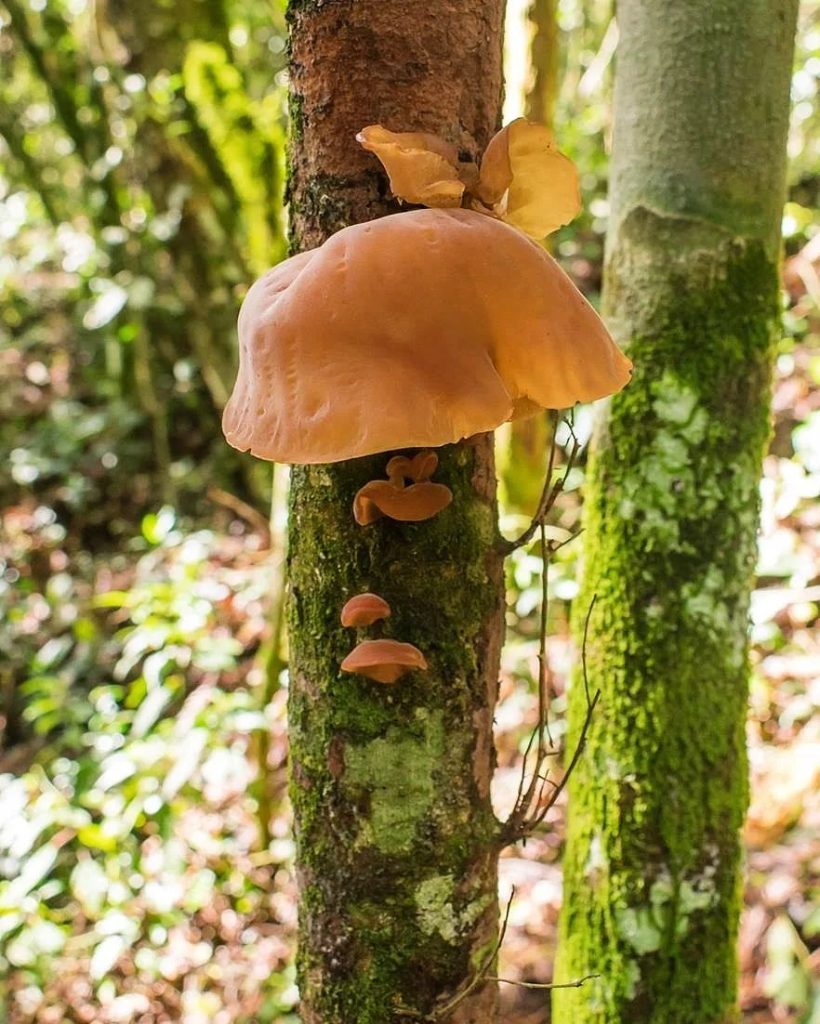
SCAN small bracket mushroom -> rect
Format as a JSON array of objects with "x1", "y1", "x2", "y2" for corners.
[
  {"x1": 385, "y1": 449, "x2": 439, "y2": 485},
  {"x1": 357, "y1": 118, "x2": 582, "y2": 240},
  {"x1": 341, "y1": 639, "x2": 428, "y2": 684},
  {"x1": 353, "y1": 479, "x2": 453, "y2": 526},
  {"x1": 353, "y1": 450, "x2": 452, "y2": 526},
  {"x1": 340, "y1": 593, "x2": 392, "y2": 628}
]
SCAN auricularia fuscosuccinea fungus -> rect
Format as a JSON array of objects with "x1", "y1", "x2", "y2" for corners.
[
  {"x1": 353, "y1": 449, "x2": 452, "y2": 526},
  {"x1": 340, "y1": 593, "x2": 392, "y2": 628},
  {"x1": 357, "y1": 118, "x2": 580, "y2": 239},
  {"x1": 353, "y1": 478, "x2": 453, "y2": 526},
  {"x1": 385, "y1": 449, "x2": 438, "y2": 485},
  {"x1": 221, "y1": 118, "x2": 631, "y2": 466},
  {"x1": 355, "y1": 125, "x2": 472, "y2": 208},
  {"x1": 341, "y1": 639, "x2": 428, "y2": 685}
]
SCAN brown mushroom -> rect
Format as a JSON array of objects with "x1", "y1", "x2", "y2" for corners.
[
  {"x1": 222, "y1": 208, "x2": 632, "y2": 465},
  {"x1": 472, "y1": 119, "x2": 581, "y2": 239},
  {"x1": 410, "y1": 450, "x2": 439, "y2": 482},
  {"x1": 341, "y1": 639, "x2": 428, "y2": 684},
  {"x1": 355, "y1": 125, "x2": 465, "y2": 208},
  {"x1": 386, "y1": 450, "x2": 439, "y2": 485},
  {"x1": 353, "y1": 480, "x2": 453, "y2": 526},
  {"x1": 385, "y1": 456, "x2": 414, "y2": 487},
  {"x1": 357, "y1": 119, "x2": 580, "y2": 240},
  {"x1": 340, "y1": 593, "x2": 392, "y2": 628}
]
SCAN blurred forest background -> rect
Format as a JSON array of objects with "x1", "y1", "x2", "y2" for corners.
[{"x1": 0, "y1": 1, "x2": 818, "y2": 1022}]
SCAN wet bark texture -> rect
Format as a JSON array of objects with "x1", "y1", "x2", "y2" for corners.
[
  {"x1": 286, "y1": 2, "x2": 506, "y2": 1022},
  {"x1": 554, "y1": 2, "x2": 798, "y2": 1022}
]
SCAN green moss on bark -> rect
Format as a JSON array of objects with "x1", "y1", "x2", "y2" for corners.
[
  {"x1": 554, "y1": 226, "x2": 781, "y2": 1023},
  {"x1": 284, "y1": 4, "x2": 507, "y2": 1018},
  {"x1": 288, "y1": 444, "x2": 503, "y2": 1022},
  {"x1": 554, "y1": 2, "x2": 797, "y2": 1016}
]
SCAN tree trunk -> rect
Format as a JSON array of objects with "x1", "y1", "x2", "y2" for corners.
[
  {"x1": 285, "y1": 3, "x2": 506, "y2": 1021},
  {"x1": 500, "y1": 0, "x2": 558, "y2": 518},
  {"x1": 554, "y1": 3, "x2": 798, "y2": 1023},
  {"x1": 525, "y1": 0, "x2": 558, "y2": 127}
]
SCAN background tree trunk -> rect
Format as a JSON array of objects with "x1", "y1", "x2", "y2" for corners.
[
  {"x1": 554, "y1": 3, "x2": 798, "y2": 1022},
  {"x1": 501, "y1": 0, "x2": 559, "y2": 517},
  {"x1": 524, "y1": 0, "x2": 558, "y2": 127},
  {"x1": 286, "y1": 2, "x2": 506, "y2": 1021}
]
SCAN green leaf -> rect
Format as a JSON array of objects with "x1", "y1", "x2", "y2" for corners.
[
  {"x1": 0, "y1": 842, "x2": 58, "y2": 907},
  {"x1": 141, "y1": 506, "x2": 176, "y2": 545},
  {"x1": 131, "y1": 685, "x2": 172, "y2": 737},
  {"x1": 77, "y1": 824, "x2": 117, "y2": 852},
  {"x1": 90, "y1": 933, "x2": 126, "y2": 980}
]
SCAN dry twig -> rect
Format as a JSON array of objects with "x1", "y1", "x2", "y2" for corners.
[
  {"x1": 500, "y1": 594, "x2": 600, "y2": 845},
  {"x1": 499, "y1": 412, "x2": 582, "y2": 555},
  {"x1": 489, "y1": 972, "x2": 599, "y2": 991},
  {"x1": 497, "y1": 414, "x2": 599, "y2": 843},
  {"x1": 394, "y1": 890, "x2": 517, "y2": 1022},
  {"x1": 397, "y1": 415, "x2": 601, "y2": 1017},
  {"x1": 394, "y1": 892, "x2": 597, "y2": 1020}
]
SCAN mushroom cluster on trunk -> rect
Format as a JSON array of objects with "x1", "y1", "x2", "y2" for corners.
[
  {"x1": 222, "y1": 118, "x2": 633, "y2": 687},
  {"x1": 339, "y1": 592, "x2": 427, "y2": 685},
  {"x1": 353, "y1": 450, "x2": 453, "y2": 526}
]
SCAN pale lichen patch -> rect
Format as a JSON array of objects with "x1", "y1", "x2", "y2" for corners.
[
  {"x1": 415, "y1": 875, "x2": 494, "y2": 945},
  {"x1": 617, "y1": 871, "x2": 720, "y2": 958},
  {"x1": 344, "y1": 709, "x2": 446, "y2": 854},
  {"x1": 415, "y1": 875, "x2": 460, "y2": 943},
  {"x1": 616, "y1": 903, "x2": 664, "y2": 955},
  {"x1": 681, "y1": 565, "x2": 731, "y2": 633},
  {"x1": 622, "y1": 961, "x2": 641, "y2": 1001},
  {"x1": 675, "y1": 878, "x2": 717, "y2": 936},
  {"x1": 584, "y1": 833, "x2": 608, "y2": 885},
  {"x1": 651, "y1": 371, "x2": 699, "y2": 425}
]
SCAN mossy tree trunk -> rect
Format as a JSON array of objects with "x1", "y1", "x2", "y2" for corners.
[
  {"x1": 554, "y1": 3, "x2": 798, "y2": 1022},
  {"x1": 285, "y1": 2, "x2": 506, "y2": 1022}
]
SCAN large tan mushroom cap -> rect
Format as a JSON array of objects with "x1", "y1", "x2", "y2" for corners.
[{"x1": 222, "y1": 208, "x2": 631, "y2": 464}]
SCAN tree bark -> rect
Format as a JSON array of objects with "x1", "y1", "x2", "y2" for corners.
[
  {"x1": 525, "y1": 0, "x2": 558, "y2": 127},
  {"x1": 554, "y1": 3, "x2": 798, "y2": 1023},
  {"x1": 286, "y1": 3, "x2": 506, "y2": 1021}
]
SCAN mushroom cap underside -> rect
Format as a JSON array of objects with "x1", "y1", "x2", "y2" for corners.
[
  {"x1": 341, "y1": 639, "x2": 428, "y2": 684},
  {"x1": 223, "y1": 208, "x2": 631, "y2": 464}
]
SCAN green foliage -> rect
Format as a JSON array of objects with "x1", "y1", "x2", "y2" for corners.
[
  {"x1": 0, "y1": 0, "x2": 817, "y2": 1019},
  {"x1": 0, "y1": 3, "x2": 288, "y2": 1016},
  {"x1": 0, "y1": 515, "x2": 295, "y2": 1020},
  {"x1": 183, "y1": 41, "x2": 285, "y2": 272},
  {"x1": 550, "y1": 0, "x2": 616, "y2": 300},
  {"x1": 0, "y1": 0, "x2": 286, "y2": 526},
  {"x1": 763, "y1": 916, "x2": 820, "y2": 1021}
]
